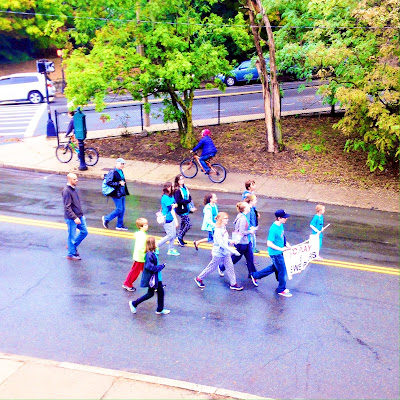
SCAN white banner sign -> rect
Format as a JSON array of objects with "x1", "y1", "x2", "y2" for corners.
[{"x1": 283, "y1": 240, "x2": 316, "y2": 280}]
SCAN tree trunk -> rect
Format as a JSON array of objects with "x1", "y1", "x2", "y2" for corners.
[
  {"x1": 248, "y1": 2, "x2": 274, "y2": 152},
  {"x1": 169, "y1": 89, "x2": 196, "y2": 148},
  {"x1": 255, "y1": 0, "x2": 282, "y2": 145},
  {"x1": 169, "y1": 91, "x2": 185, "y2": 137},
  {"x1": 182, "y1": 90, "x2": 195, "y2": 148}
]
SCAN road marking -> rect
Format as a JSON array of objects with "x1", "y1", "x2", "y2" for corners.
[
  {"x1": 25, "y1": 103, "x2": 46, "y2": 137},
  {"x1": 0, "y1": 127, "x2": 26, "y2": 131},
  {"x1": 1, "y1": 214, "x2": 398, "y2": 276}
]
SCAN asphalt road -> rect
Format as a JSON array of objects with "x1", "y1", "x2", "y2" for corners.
[
  {"x1": 54, "y1": 83, "x2": 326, "y2": 135},
  {"x1": 0, "y1": 82, "x2": 326, "y2": 141},
  {"x1": 0, "y1": 169, "x2": 398, "y2": 399}
]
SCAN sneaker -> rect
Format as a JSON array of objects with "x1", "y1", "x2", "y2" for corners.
[
  {"x1": 230, "y1": 284, "x2": 244, "y2": 291},
  {"x1": 102, "y1": 216, "x2": 108, "y2": 229},
  {"x1": 177, "y1": 237, "x2": 185, "y2": 247},
  {"x1": 155, "y1": 309, "x2": 170, "y2": 315},
  {"x1": 66, "y1": 255, "x2": 81, "y2": 261},
  {"x1": 122, "y1": 285, "x2": 136, "y2": 292},
  {"x1": 167, "y1": 249, "x2": 180, "y2": 256},
  {"x1": 194, "y1": 277, "x2": 205, "y2": 288},
  {"x1": 253, "y1": 248, "x2": 260, "y2": 254},
  {"x1": 278, "y1": 288, "x2": 292, "y2": 297},
  {"x1": 65, "y1": 245, "x2": 79, "y2": 256},
  {"x1": 193, "y1": 241, "x2": 199, "y2": 251},
  {"x1": 250, "y1": 275, "x2": 258, "y2": 287},
  {"x1": 218, "y1": 266, "x2": 225, "y2": 277},
  {"x1": 129, "y1": 301, "x2": 137, "y2": 314},
  {"x1": 116, "y1": 226, "x2": 129, "y2": 231}
]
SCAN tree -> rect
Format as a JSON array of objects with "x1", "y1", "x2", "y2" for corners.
[
  {"x1": 266, "y1": 0, "x2": 399, "y2": 171},
  {"x1": 246, "y1": 1, "x2": 275, "y2": 152},
  {"x1": 245, "y1": 0, "x2": 282, "y2": 152},
  {"x1": 65, "y1": 0, "x2": 252, "y2": 148}
]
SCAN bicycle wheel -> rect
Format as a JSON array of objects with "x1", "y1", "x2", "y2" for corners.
[
  {"x1": 180, "y1": 158, "x2": 198, "y2": 178},
  {"x1": 208, "y1": 163, "x2": 227, "y2": 183},
  {"x1": 84, "y1": 147, "x2": 99, "y2": 166},
  {"x1": 56, "y1": 144, "x2": 73, "y2": 163}
]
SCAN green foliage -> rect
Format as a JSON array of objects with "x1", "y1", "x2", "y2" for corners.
[
  {"x1": 166, "y1": 142, "x2": 176, "y2": 151},
  {"x1": 267, "y1": 0, "x2": 400, "y2": 171},
  {"x1": 302, "y1": 143, "x2": 311, "y2": 151},
  {"x1": 63, "y1": 0, "x2": 251, "y2": 148}
]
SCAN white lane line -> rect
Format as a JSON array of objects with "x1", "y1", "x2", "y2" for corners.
[
  {"x1": 0, "y1": 126, "x2": 26, "y2": 131},
  {"x1": 25, "y1": 103, "x2": 46, "y2": 137},
  {"x1": 0, "y1": 119, "x2": 32, "y2": 124}
]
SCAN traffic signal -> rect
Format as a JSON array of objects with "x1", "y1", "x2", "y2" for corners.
[{"x1": 36, "y1": 60, "x2": 55, "y2": 73}]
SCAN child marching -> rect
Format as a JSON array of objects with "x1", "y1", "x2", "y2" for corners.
[
  {"x1": 129, "y1": 237, "x2": 170, "y2": 315},
  {"x1": 193, "y1": 193, "x2": 218, "y2": 251},
  {"x1": 122, "y1": 217, "x2": 148, "y2": 292},
  {"x1": 194, "y1": 212, "x2": 243, "y2": 291}
]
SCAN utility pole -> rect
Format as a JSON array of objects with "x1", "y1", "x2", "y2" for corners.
[
  {"x1": 37, "y1": 59, "x2": 57, "y2": 138},
  {"x1": 56, "y1": 49, "x2": 66, "y2": 94},
  {"x1": 136, "y1": 4, "x2": 150, "y2": 128}
]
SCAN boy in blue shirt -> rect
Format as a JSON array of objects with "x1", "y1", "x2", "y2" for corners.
[
  {"x1": 252, "y1": 209, "x2": 293, "y2": 297},
  {"x1": 191, "y1": 128, "x2": 217, "y2": 174}
]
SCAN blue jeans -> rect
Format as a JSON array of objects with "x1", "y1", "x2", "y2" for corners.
[
  {"x1": 105, "y1": 196, "x2": 126, "y2": 228},
  {"x1": 199, "y1": 153, "x2": 216, "y2": 173},
  {"x1": 230, "y1": 242, "x2": 256, "y2": 275},
  {"x1": 65, "y1": 216, "x2": 88, "y2": 256},
  {"x1": 253, "y1": 253, "x2": 287, "y2": 293}
]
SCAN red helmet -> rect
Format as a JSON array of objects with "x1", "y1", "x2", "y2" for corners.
[{"x1": 201, "y1": 128, "x2": 211, "y2": 137}]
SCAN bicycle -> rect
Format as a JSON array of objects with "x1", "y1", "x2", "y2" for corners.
[
  {"x1": 56, "y1": 137, "x2": 99, "y2": 166},
  {"x1": 180, "y1": 152, "x2": 227, "y2": 183}
]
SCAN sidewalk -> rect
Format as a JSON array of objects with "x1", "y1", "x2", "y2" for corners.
[
  {"x1": 0, "y1": 135, "x2": 398, "y2": 213},
  {"x1": 0, "y1": 353, "x2": 265, "y2": 400}
]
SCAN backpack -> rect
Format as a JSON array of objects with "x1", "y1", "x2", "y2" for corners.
[{"x1": 102, "y1": 170, "x2": 114, "y2": 196}]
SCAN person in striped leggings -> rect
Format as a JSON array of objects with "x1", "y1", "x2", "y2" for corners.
[
  {"x1": 173, "y1": 174, "x2": 195, "y2": 247},
  {"x1": 194, "y1": 212, "x2": 243, "y2": 291}
]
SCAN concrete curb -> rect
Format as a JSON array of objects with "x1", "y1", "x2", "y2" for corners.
[
  {"x1": 0, "y1": 135, "x2": 398, "y2": 213},
  {"x1": 0, "y1": 353, "x2": 268, "y2": 400}
]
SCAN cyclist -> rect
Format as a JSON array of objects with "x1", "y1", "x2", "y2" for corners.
[
  {"x1": 65, "y1": 111, "x2": 76, "y2": 139},
  {"x1": 190, "y1": 128, "x2": 217, "y2": 174}
]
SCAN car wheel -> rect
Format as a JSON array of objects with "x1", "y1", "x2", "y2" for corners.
[
  {"x1": 225, "y1": 77, "x2": 236, "y2": 86},
  {"x1": 28, "y1": 91, "x2": 43, "y2": 104}
]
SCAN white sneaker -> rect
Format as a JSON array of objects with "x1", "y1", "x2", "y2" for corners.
[
  {"x1": 122, "y1": 285, "x2": 136, "y2": 292},
  {"x1": 129, "y1": 301, "x2": 137, "y2": 313},
  {"x1": 278, "y1": 288, "x2": 292, "y2": 297},
  {"x1": 155, "y1": 309, "x2": 171, "y2": 315},
  {"x1": 218, "y1": 266, "x2": 225, "y2": 277},
  {"x1": 250, "y1": 275, "x2": 258, "y2": 287},
  {"x1": 167, "y1": 249, "x2": 180, "y2": 256}
]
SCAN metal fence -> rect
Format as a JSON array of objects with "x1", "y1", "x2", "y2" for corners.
[{"x1": 54, "y1": 84, "x2": 329, "y2": 139}]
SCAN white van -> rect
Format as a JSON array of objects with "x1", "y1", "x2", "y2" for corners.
[{"x1": 0, "y1": 72, "x2": 56, "y2": 104}]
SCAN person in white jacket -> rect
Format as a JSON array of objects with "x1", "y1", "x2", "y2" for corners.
[
  {"x1": 193, "y1": 193, "x2": 218, "y2": 250},
  {"x1": 194, "y1": 212, "x2": 243, "y2": 291}
]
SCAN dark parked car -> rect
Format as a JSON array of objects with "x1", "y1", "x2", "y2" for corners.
[{"x1": 217, "y1": 59, "x2": 270, "y2": 86}]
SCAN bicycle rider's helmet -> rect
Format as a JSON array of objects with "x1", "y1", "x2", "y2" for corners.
[{"x1": 201, "y1": 128, "x2": 211, "y2": 137}]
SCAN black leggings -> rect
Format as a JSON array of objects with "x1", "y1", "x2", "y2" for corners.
[{"x1": 132, "y1": 281, "x2": 164, "y2": 312}]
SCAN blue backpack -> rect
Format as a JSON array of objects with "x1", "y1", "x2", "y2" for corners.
[{"x1": 102, "y1": 170, "x2": 114, "y2": 196}]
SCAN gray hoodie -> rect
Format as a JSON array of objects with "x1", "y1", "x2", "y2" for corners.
[{"x1": 233, "y1": 213, "x2": 252, "y2": 245}]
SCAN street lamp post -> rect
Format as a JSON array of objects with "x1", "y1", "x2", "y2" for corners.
[
  {"x1": 37, "y1": 59, "x2": 57, "y2": 138},
  {"x1": 56, "y1": 49, "x2": 66, "y2": 94}
]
